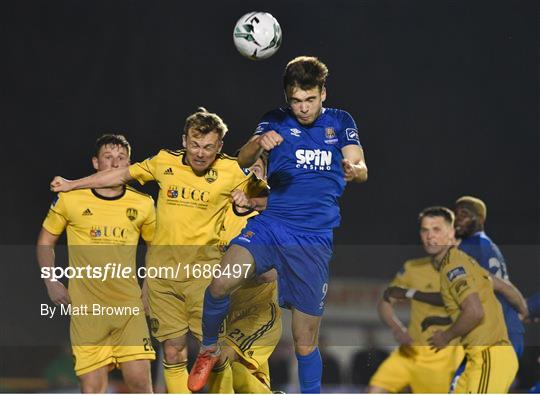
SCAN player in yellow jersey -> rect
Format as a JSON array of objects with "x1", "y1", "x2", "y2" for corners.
[
  {"x1": 216, "y1": 154, "x2": 282, "y2": 393},
  {"x1": 50, "y1": 108, "x2": 266, "y2": 393},
  {"x1": 368, "y1": 254, "x2": 465, "y2": 393},
  {"x1": 416, "y1": 206, "x2": 519, "y2": 393},
  {"x1": 37, "y1": 134, "x2": 156, "y2": 392}
]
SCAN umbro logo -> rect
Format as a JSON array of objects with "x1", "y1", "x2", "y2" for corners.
[
  {"x1": 82, "y1": 208, "x2": 93, "y2": 216},
  {"x1": 290, "y1": 128, "x2": 301, "y2": 137},
  {"x1": 164, "y1": 168, "x2": 174, "y2": 175}
]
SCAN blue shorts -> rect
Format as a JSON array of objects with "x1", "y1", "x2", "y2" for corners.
[{"x1": 230, "y1": 215, "x2": 333, "y2": 316}]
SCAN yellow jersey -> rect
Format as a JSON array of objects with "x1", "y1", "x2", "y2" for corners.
[
  {"x1": 42, "y1": 187, "x2": 156, "y2": 306},
  {"x1": 390, "y1": 257, "x2": 456, "y2": 346},
  {"x1": 439, "y1": 247, "x2": 509, "y2": 348},
  {"x1": 129, "y1": 149, "x2": 265, "y2": 278}
]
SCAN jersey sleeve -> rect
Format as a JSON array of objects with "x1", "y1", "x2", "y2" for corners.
[
  {"x1": 129, "y1": 152, "x2": 160, "y2": 185},
  {"x1": 231, "y1": 166, "x2": 269, "y2": 197},
  {"x1": 253, "y1": 110, "x2": 282, "y2": 136},
  {"x1": 337, "y1": 111, "x2": 361, "y2": 149},
  {"x1": 140, "y1": 198, "x2": 156, "y2": 243},
  {"x1": 442, "y1": 260, "x2": 478, "y2": 305},
  {"x1": 42, "y1": 194, "x2": 68, "y2": 235},
  {"x1": 389, "y1": 262, "x2": 412, "y2": 288}
]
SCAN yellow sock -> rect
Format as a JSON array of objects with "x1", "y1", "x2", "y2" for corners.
[
  {"x1": 232, "y1": 361, "x2": 271, "y2": 393},
  {"x1": 163, "y1": 360, "x2": 190, "y2": 393},
  {"x1": 207, "y1": 359, "x2": 234, "y2": 394}
]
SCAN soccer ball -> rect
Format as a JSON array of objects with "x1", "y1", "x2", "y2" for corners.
[{"x1": 233, "y1": 12, "x2": 282, "y2": 60}]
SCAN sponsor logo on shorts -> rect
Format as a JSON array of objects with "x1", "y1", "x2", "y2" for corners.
[
  {"x1": 150, "y1": 318, "x2": 160, "y2": 334},
  {"x1": 447, "y1": 266, "x2": 466, "y2": 282},
  {"x1": 238, "y1": 230, "x2": 255, "y2": 243}
]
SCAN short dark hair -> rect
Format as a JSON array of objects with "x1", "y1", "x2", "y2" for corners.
[
  {"x1": 283, "y1": 56, "x2": 329, "y2": 91},
  {"x1": 94, "y1": 134, "x2": 131, "y2": 157},
  {"x1": 184, "y1": 107, "x2": 228, "y2": 139},
  {"x1": 418, "y1": 206, "x2": 455, "y2": 226}
]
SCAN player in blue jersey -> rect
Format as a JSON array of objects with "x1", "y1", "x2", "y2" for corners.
[
  {"x1": 454, "y1": 196, "x2": 525, "y2": 357},
  {"x1": 188, "y1": 56, "x2": 368, "y2": 393}
]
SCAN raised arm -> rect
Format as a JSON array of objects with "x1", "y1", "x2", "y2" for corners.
[
  {"x1": 50, "y1": 167, "x2": 133, "y2": 193},
  {"x1": 36, "y1": 228, "x2": 71, "y2": 305},
  {"x1": 341, "y1": 145, "x2": 368, "y2": 183},
  {"x1": 238, "y1": 132, "x2": 283, "y2": 168},
  {"x1": 385, "y1": 286, "x2": 445, "y2": 307}
]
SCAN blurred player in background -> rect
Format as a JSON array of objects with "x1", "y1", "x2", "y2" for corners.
[
  {"x1": 454, "y1": 196, "x2": 525, "y2": 357},
  {"x1": 38, "y1": 134, "x2": 156, "y2": 392},
  {"x1": 50, "y1": 109, "x2": 266, "y2": 393},
  {"x1": 214, "y1": 153, "x2": 282, "y2": 393},
  {"x1": 189, "y1": 56, "x2": 368, "y2": 393},
  {"x1": 417, "y1": 206, "x2": 519, "y2": 393},
  {"x1": 368, "y1": 241, "x2": 464, "y2": 392}
]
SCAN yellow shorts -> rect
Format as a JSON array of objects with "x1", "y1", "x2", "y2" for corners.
[
  {"x1": 369, "y1": 345, "x2": 464, "y2": 393},
  {"x1": 224, "y1": 301, "x2": 282, "y2": 386},
  {"x1": 146, "y1": 276, "x2": 211, "y2": 342},
  {"x1": 70, "y1": 308, "x2": 155, "y2": 376},
  {"x1": 454, "y1": 345, "x2": 518, "y2": 393}
]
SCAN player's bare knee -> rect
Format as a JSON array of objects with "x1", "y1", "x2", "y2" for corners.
[
  {"x1": 294, "y1": 343, "x2": 317, "y2": 356},
  {"x1": 80, "y1": 379, "x2": 107, "y2": 393},
  {"x1": 126, "y1": 376, "x2": 152, "y2": 393},
  {"x1": 209, "y1": 276, "x2": 233, "y2": 298},
  {"x1": 163, "y1": 338, "x2": 187, "y2": 364}
]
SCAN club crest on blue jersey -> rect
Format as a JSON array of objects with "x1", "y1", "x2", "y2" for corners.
[
  {"x1": 447, "y1": 266, "x2": 466, "y2": 282},
  {"x1": 324, "y1": 127, "x2": 338, "y2": 144}
]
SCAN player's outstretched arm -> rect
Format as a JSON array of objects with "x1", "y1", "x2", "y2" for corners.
[
  {"x1": 36, "y1": 227, "x2": 71, "y2": 306},
  {"x1": 490, "y1": 275, "x2": 529, "y2": 318},
  {"x1": 384, "y1": 286, "x2": 445, "y2": 306},
  {"x1": 238, "y1": 132, "x2": 283, "y2": 168},
  {"x1": 341, "y1": 145, "x2": 368, "y2": 183},
  {"x1": 50, "y1": 167, "x2": 133, "y2": 193},
  {"x1": 429, "y1": 292, "x2": 484, "y2": 351},
  {"x1": 378, "y1": 292, "x2": 413, "y2": 345}
]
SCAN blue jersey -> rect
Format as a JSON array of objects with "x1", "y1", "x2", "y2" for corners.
[
  {"x1": 254, "y1": 107, "x2": 361, "y2": 232},
  {"x1": 458, "y1": 231, "x2": 524, "y2": 335}
]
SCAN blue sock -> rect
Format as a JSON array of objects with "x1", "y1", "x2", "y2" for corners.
[
  {"x1": 296, "y1": 347, "x2": 322, "y2": 393},
  {"x1": 202, "y1": 288, "x2": 230, "y2": 346}
]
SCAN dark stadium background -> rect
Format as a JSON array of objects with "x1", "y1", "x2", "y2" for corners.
[{"x1": 1, "y1": 0, "x2": 538, "y2": 391}]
